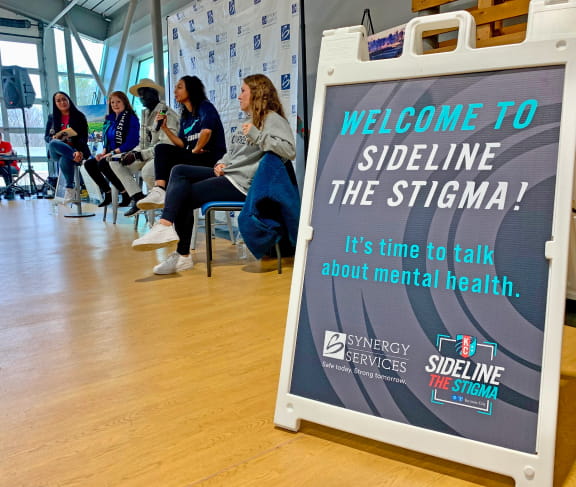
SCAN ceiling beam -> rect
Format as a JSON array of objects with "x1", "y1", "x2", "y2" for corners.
[{"x1": 0, "y1": 0, "x2": 109, "y2": 40}]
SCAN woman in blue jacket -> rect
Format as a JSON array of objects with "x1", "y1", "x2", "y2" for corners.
[{"x1": 83, "y1": 91, "x2": 140, "y2": 207}]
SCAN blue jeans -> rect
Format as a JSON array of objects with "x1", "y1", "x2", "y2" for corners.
[{"x1": 48, "y1": 139, "x2": 78, "y2": 188}]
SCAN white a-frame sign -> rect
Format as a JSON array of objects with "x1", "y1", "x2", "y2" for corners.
[{"x1": 275, "y1": 1, "x2": 576, "y2": 485}]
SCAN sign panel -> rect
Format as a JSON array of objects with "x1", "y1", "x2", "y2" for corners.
[{"x1": 288, "y1": 65, "x2": 564, "y2": 453}]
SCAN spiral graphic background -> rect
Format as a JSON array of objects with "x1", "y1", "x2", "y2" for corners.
[{"x1": 290, "y1": 66, "x2": 564, "y2": 453}]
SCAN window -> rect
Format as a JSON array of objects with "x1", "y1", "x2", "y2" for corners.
[
  {"x1": 54, "y1": 28, "x2": 105, "y2": 104},
  {"x1": 0, "y1": 40, "x2": 38, "y2": 68},
  {"x1": 128, "y1": 52, "x2": 169, "y2": 113}
]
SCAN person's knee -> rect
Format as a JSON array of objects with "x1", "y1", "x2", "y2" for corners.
[
  {"x1": 141, "y1": 160, "x2": 155, "y2": 190},
  {"x1": 109, "y1": 160, "x2": 122, "y2": 175}
]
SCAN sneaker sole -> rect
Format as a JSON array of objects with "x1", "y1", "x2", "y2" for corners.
[
  {"x1": 137, "y1": 201, "x2": 164, "y2": 210},
  {"x1": 132, "y1": 239, "x2": 178, "y2": 251}
]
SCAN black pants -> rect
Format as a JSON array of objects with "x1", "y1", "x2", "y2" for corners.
[
  {"x1": 154, "y1": 144, "x2": 222, "y2": 184},
  {"x1": 161, "y1": 165, "x2": 245, "y2": 255},
  {"x1": 83, "y1": 157, "x2": 125, "y2": 193}
]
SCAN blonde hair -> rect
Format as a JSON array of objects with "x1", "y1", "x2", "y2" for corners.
[{"x1": 243, "y1": 74, "x2": 286, "y2": 129}]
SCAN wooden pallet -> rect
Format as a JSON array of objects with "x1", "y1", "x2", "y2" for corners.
[{"x1": 412, "y1": 0, "x2": 529, "y2": 53}]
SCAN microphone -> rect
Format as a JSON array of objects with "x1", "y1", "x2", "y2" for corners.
[{"x1": 155, "y1": 104, "x2": 167, "y2": 131}]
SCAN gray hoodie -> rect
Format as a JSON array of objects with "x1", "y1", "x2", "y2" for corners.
[{"x1": 221, "y1": 111, "x2": 296, "y2": 195}]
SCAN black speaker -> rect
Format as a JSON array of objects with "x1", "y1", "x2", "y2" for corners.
[{"x1": 1, "y1": 65, "x2": 35, "y2": 109}]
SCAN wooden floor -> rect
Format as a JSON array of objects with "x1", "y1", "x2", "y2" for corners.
[{"x1": 1, "y1": 198, "x2": 576, "y2": 487}]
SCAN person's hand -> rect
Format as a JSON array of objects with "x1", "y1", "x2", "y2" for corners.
[
  {"x1": 95, "y1": 152, "x2": 107, "y2": 161},
  {"x1": 72, "y1": 151, "x2": 83, "y2": 163},
  {"x1": 120, "y1": 151, "x2": 140, "y2": 166},
  {"x1": 241, "y1": 123, "x2": 253, "y2": 135},
  {"x1": 155, "y1": 113, "x2": 167, "y2": 130},
  {"x1": 214, "y1": 163, "x2": 226, "y2": 177},
  {"x1": 191, "y1": 147, "x2": 206, "y2": 154}
]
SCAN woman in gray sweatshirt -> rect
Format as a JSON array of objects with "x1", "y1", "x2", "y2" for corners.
[{"x1": 131, "y1": 74, "x2": 296, "y2": 275}]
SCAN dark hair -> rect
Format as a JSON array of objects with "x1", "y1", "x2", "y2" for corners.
[
  {"x1": 243, "y1": 74, "x2": 286, "y2": 129},
  {"x1": 51, "y1": 91, "x2": 84, "y2": 127},
  {"x1": 107, "y1": 91, "x2": 137, "y2": 117},
  {"x1": 179, "y1": 76, "x2": 208, "y2": 116}
]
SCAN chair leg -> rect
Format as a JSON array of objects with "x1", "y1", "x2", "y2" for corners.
[
  {"x1": 205, "y1": 210, "x2": 214, "y2": 277},
  {"x1": 275, "y1": 242, "x2": 282, "y2": 274},
  {"x1": 111, "y1": 187, "x2": 119, "y2": 224},
  {"x1": 225, "y1": 211, "x2": 236, "y2": 244},
  {"x1": 64, "y1": 166, "x2": 95, "y2": 218},
  {"x1": 191, "y1": 208, "x2": 200, "y2": 250}
]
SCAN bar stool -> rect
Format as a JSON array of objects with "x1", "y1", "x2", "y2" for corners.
[
  {"x1": 64, "y1": 165, "x2": 95, "y2": 218},
  {"x1": 102, "y1": 186, "x2": 119, "y2": 223}
]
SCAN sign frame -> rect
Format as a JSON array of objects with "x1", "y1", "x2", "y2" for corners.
[{"x1": 274, "y1": 2, "x2": 576, "y2": 486}]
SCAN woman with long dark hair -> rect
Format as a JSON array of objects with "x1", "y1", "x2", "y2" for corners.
[
  {"x1": 45, "y1": 91, "x2": 91, "y2": 203},
  {"x1": 83, "y1": 91, "x2": 140, "y2": 207},
  {"x1": 136, "y1": 75, "x2": 226, "y2": 210},
  {"x1": 132, "y1": 74, "x2": 296, "y2": 275}
]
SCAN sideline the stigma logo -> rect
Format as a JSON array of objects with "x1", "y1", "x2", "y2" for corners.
[{"x1": 323, "y1": 331, "x2": 346, "y2": 359}]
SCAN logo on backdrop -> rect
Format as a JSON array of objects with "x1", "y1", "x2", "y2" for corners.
[
  {"x1": 229, "y1": 0, "x2": 236, "y2": 15},
  {"x1": 253, "y1": 34, "x2": 261, "y2": 50},
  {"x1": 261, "y1": 12, "x2": 277, "y2": 27},
  {"x1": 172, "y1": 28, "x2": 179, "y2": 40},
  {"x1": 426, "y1": 334, "x2": 505, "y2": 415},
  {"x1": 230, "y1": 85, "x2": 237, "y2": 99},
  {"x1": 189, "y1": 20, "x2": 196, "y2": 32},
  {"x1": 262, "y1": 60, "x2": 278, "y2": 73},
  {"x1": 292, "y1": 3, "x2": 298, "y2": 15},
  {"x1": 281, "y1": 24, "x2": 290, "y2": 42},
  {"x1": 230, "y1": 43, "x2": 237, "y2": 57},
  {"x1": 172, "y1": 63, "x2": 180, "y2": 75},
  {"x1": 209, "y1": 50, "x2": 215, "y2": 64},
  {"x1": 281, "y1": 74, "x2": 291, "y2": 90},
  {"x1": 207, "y1": 10, "x2": 214, "y2": 24}
]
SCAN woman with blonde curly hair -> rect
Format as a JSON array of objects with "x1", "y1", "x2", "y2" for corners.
[{"x1": 132, "y1": 73, "x2": 296, "y2": 275}]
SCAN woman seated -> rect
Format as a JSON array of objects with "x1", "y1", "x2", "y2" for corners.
[
  {"x1": 132, "y1": 74, "x2": 296, "y2": 275},
  {"x1": 136, "y1": 75, "x2": 227, "y2": 210},
  {"x1": 83, "y1": 91, "x2": 140, "y2": 207},
  {"x1": 45, "y1": 92, "x2": 91, "y2": 204}
]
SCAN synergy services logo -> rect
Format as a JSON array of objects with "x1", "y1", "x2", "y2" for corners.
[{"x1": 323, "y1": 331, "x2": 347, "y2": 359}]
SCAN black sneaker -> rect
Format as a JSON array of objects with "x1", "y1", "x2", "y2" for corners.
[{"x1": 124, "y1": 204, "x2": 140, "y2": 217}]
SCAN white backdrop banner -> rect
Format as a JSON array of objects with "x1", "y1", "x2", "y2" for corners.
[{"x1": 167, "y1": 0, "x2": 300, "y2": 144}]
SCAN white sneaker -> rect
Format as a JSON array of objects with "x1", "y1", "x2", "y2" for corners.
[
  {"x1": 137, "y1": 186, "x2": 165, "y2": 210},
  {"x1": 153, "y1": 251, "x2": 193, "y2": 275},
  {"x1": 62, "y1": 188, "x2": 75, "y2": 204},
  {"x1": 132, "y1": 222, "x2": 179, "y2": 251}
]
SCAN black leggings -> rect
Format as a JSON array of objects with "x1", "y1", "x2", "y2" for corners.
[
  {"x1": 154, "y1": 144, "x2": 222, "y2": 184},
  {"x1": 161, "y1": 165, "x2": 245, "y2": 255},
  {"x1": 83, "y1": 157, "x2": 126, "y2": 193}
]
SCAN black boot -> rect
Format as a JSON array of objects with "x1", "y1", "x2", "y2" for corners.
[
  {"x1": 119, "y1": 191, "x2": 131, "y2": 207},
  {"x1": 123, "y1": 192, "x2": 144, "y2": 217},
  {"x1": 98, "y1": 191, "x2": 112, "y2": 207}
]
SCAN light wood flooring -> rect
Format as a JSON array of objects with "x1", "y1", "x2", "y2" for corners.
[{"x1": 1, "y1": 198, "x2": 575, "y2": 487}]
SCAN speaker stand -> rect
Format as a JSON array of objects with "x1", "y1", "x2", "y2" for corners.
[{"x1": 10, "y1": 106, "x2": 54, "y2": 198}]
